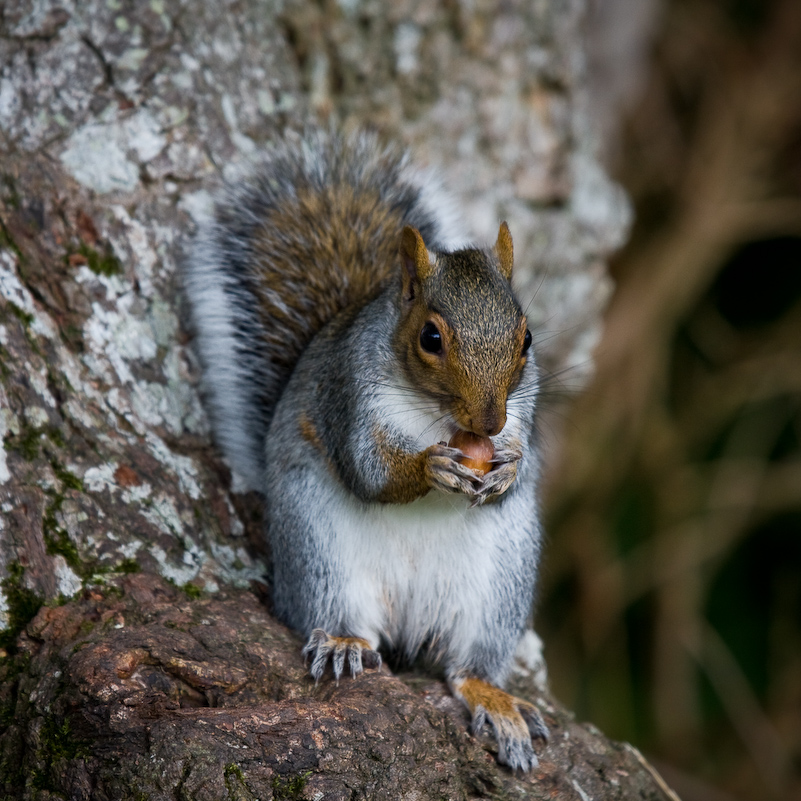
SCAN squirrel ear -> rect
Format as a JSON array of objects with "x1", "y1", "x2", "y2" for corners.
[
  {"x1": 400, "y1": 226, "x2": 434, "y2": 301},
  {"x1": 495, "y1": 221, "x2": 514, "y2": 281}
]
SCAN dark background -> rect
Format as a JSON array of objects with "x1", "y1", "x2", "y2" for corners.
[{"x1": 540, "y1": 2, "x2": 801, "y2": 800}]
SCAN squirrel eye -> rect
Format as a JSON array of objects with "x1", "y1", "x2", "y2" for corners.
[
  {"x1": 420, "y1": 322, "x2": 442, "y2": 354},
  {"x1": 522, "y1": 329, "x2": 532, "y2": 355}
]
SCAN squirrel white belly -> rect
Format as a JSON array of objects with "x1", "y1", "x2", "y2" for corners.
[{"x1": 185, "y1": 129, "x2": 548, "y2": 770}]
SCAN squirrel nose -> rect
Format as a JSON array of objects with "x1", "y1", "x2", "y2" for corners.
[{"x1": 474, "y1": 409, "x2": 506, "y2": 438}]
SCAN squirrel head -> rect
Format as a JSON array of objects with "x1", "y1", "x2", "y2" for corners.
[{"x1": 395, "y1": 223, "x2": 532, "y2": 438}]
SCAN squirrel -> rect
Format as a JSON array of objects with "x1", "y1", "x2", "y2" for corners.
[{"x1": 185, "y1": 129, "x2": 548, "y2": 771}]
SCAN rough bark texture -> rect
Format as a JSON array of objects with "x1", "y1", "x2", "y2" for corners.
[
  {"x1": 1, "y1": 575, "x2": 675, "y2": 800},
  {"x1": 0, "y1": 0, "x2": 665, "y2": 798}
]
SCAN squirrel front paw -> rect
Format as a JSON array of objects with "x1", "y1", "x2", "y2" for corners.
[
  {"x1": 424, "y1": 443, "x2": 483, "y2": 497},
  {"x1": 302, "y1": 628, "x2": 382, "y2": 682},
  {"x1": 472, "y1": 440, "x2": 523, "y2": 506}
]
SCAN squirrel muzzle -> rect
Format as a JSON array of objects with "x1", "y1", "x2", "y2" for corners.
[
  {"x1": 458, "y1": 395, "x2": 507, "y2": 438},
  {"x1": 475, "y1": 407, "x2": 506, "y2": 438}
]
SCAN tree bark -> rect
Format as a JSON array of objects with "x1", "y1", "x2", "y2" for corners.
[
  {"x1": 2, "y1": 575, "x2": 679, "y2": 800},
  {"x1": 0, "y1": 1, "x2": 669, "y2": 798}
]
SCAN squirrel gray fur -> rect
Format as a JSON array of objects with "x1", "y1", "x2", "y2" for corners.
[{"x1": 185, "y1": 129, "x2": 548, "y2": 771}]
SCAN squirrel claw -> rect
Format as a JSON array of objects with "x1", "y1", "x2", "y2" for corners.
[
  {"x1": 425, "y1": 444, "x2": 482, "y2": 497},
  {"x1": 452, "y1": 675, "x2": 547, "y2": 773},
  {"x1": 469, "y1": 705, "x2": 540, "y2": 771},
  {"x1": 302, "y1": 629, "x2": 381, "y2": 682},
  {"x1": 519, "y1": 699, "x2": 549, "y2": 743},
  {"x1": 467, "y1": 438, "x2": 523, "y2": 506},
  {"x1": 490, "y1": 442, "x2": 523, "y2": 465},
  {"x1": 471, "y1": 461, "x2": 518, "y2": 506}
]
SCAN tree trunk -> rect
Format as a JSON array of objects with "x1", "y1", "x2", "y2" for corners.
[{"x1": 0, "y1": 0, "x2": 668, "y2": 798}]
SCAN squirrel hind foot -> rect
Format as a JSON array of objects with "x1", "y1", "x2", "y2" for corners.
[
  {"x1": 302, "y1": 628, "x2": 382, "y2": 683},
  {"x1": 450, "y1": 675, "x2": 548, "y2": 772}
]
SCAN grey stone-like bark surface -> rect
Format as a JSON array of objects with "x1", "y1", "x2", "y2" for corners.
[{"x1": 0, "y1": 1, "x2": 658, "y2": 799}]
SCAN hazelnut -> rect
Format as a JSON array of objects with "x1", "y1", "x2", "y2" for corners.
[{"x1": 448, "y1": 430, "x2": 495, "y2": 475}]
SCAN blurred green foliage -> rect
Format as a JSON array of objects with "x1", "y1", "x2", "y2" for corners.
[{"x1": 540, "y1": 2, "x2": 801, "y2": 800}]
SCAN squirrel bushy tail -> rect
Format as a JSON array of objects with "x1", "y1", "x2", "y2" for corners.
[{"x1": 185, "y1": 130, "x2": 463, "y2": 489}]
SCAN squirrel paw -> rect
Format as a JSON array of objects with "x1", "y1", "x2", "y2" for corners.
[
  {"x1": 472, "y1": 441, "x2": 523, "y2": 506},
  {"x1": 451, "y1": 675, "x2": 548, "y2": 772},
  {"x1": 302, "y1": 628, "x2": 382, "y2": 683},
  {"x1": 425, "y1": 444, "x2": 482, "y2": 497}
]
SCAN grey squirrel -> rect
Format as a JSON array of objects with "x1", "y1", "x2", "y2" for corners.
[{"x1": 185, "y1": 129, "x2": 548, "y2": 770}]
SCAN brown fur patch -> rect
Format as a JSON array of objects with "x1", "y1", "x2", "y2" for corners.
[
  {"x1": 298, "y1": 410, "x2": 325, "y2": 453},
  {"x1": 326, "y1": 634, "x2": 372, "y2": 650},
  {"x1": 454, "y1": 675, "x2": 520, "y2": 718},
  {"x1": 372, "y1": 425, "x2": 431, "y2": 504},
  {"x1": 250, "y1": 183, "x2": 407, "y2": 379},
  {"x1": 400, "y1": 226, "x2": 435, "y2": 289},
  {"x1": 494, "y1": 222, "x2": 514, "y2": 281}
]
